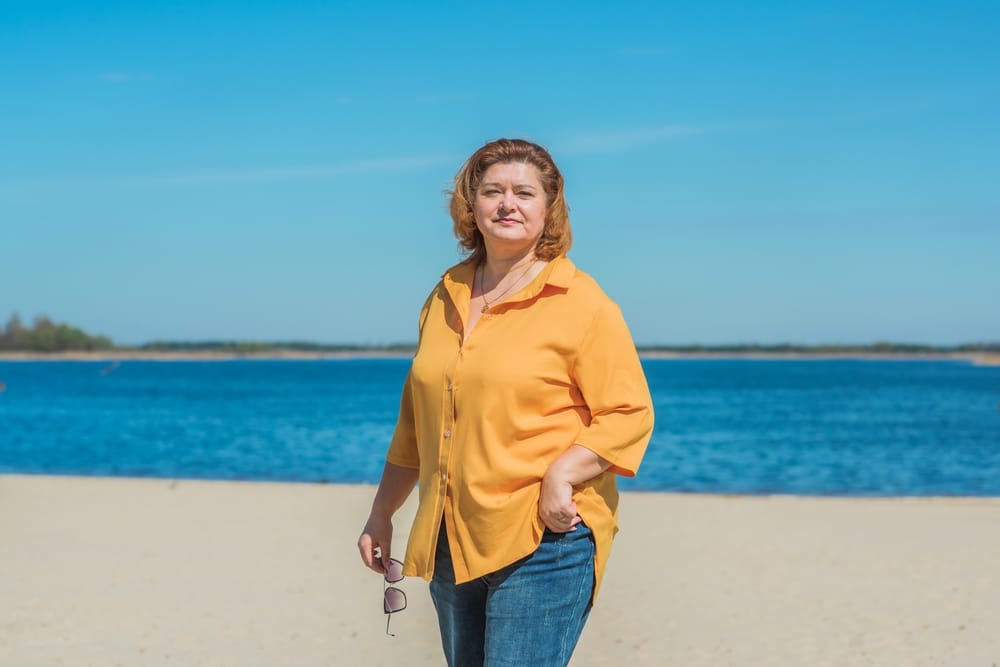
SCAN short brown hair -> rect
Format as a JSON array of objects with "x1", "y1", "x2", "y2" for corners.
[{"x1": 449, "y1": 138, "x2": 571, "y2": 264}]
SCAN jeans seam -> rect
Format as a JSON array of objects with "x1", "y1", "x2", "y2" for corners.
[{"x1": 557, "y1": 535, "x2": 594, "y2": 664}]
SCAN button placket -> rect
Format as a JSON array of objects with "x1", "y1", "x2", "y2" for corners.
[
  {"x1": 440, "y1": 413, "x2": 452, "y2": 489},
  {"x1": 439, "y1": 367, "x2": 458, "y2": 496}
]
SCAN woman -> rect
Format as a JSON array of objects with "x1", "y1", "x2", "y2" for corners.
[{"x1": 358, "y1": 138, "x2": 653, "y2": 666}]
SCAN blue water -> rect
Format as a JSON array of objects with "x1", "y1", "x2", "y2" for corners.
[{"x1": 1, "y1": 359, "x2": 998, "y2": 495}]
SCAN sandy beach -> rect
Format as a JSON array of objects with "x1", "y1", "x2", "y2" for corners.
[{"x1": 1, "y1": 475, "x2": 998, "y2": 666}]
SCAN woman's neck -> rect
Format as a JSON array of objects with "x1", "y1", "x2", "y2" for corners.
[{"x1": 481, "y1": 249, "x2": 538, "y2": 284}]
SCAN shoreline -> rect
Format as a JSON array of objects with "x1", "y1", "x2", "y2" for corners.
[
  {"x1": 0, "y1": 349, "x2": 415, "y2": 361},
  {"x1": 1, "y1": 350, "x2": 998, "y2": 365}
]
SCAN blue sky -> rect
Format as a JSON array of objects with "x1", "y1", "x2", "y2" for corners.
[{"x1": 2, "y1": 1, "x2": 997, "y2": 346}]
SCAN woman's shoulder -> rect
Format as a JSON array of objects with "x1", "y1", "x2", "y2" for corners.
[
  {"x1": 439, "y1": 258, "x2": 476, "y2": 286},
  {"x1": 415, "y1": 259, "x2": 475, "y2": 324},
  {"x1": 557, "y1": 257, "x2": 616, "y2": 307}
]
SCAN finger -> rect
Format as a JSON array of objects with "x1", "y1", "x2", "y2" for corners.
[
  {"x1": 381, "y1": 547, "x2": 392, "y2": 572},
  {"x1": 543, "y1": 512, "x2": 575, "y2": 533},
  {"x1": 372, "y1": 544, "x2": 388, "y2": 574},
  {"x1": 540, "y1": 512, "x2": 560, "y2": 532},
  {"x1": 358, "y1": 535, "x2": 386, "y2": 574},
  {"x1": 543, "y1": 518, "x2": 563, "y2": 532},
  {"x1": 550, "y1": 502, "x2": 575, "y2": 520},
  {"x1": 358, "y1": 534, "x2": 374, "y2": 567}
]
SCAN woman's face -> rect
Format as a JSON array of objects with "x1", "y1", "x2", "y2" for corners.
[{"x1": 473, "y1": 162, "x2": 547, "y2": 256}]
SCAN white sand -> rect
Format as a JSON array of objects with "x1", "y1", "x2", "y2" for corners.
[{"x1": 1, "y1": 475, "x2": 998, "y2": 666}]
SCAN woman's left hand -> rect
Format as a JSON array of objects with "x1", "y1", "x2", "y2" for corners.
[
  {"x1": 539, "y1": 444, "x2": 611, "y2": 532},
  {"x1": 539, "y1": 473, "x2": 581, "y2": 533}
]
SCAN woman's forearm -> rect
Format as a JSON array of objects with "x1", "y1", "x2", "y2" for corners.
[
  {"x1": 369, "y1": 461, "x2": 419, "y2": 519},
  {"x1": 544, "y1": 444, "x2": 611, "y2": 486},
  {"x1": 359, "y1": 462, "x2": 420, "y2": 573}
]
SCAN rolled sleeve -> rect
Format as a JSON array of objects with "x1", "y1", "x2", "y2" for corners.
[
  {"x1": 571, "y1": 302, "x2": 654, "y2": 477},
  {"x1": 385, "y1": 370, "x2": 421, "y2": 470}
]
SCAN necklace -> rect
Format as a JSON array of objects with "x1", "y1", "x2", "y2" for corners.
[{"x1": 477, "y1": 260, "x2": 537, "y2": 313}]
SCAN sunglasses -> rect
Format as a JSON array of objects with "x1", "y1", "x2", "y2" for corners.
[{"x1": 383, "y1": 558, "x2": 406, "y2": 636}]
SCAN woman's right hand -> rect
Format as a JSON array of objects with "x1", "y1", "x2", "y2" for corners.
[
  {"x1": 358, "y1": 461, "x2": 419, "y2": 574},
  {"x1": 358, "y1": 513, "x2": 394, "y2": 575}
]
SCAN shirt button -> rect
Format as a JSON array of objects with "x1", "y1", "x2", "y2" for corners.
[
  {"x1": 441, "y1": 471, "x2": 447, "y2": 482},
  {"x1": 443, "y1": 429, "x2": 451, "y2": 437},
  {"x1": 447, "y1": 382, "x2": 453, "y2": 391}
]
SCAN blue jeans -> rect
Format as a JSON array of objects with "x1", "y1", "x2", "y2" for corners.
[{"x1": 429, "y1": 522, "x2": 595, "y2": 667}]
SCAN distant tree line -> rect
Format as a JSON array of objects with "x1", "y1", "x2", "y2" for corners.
[
  {"x1": 133, "y1": 341, "x2": 1000, "y2": 354},
  {"x1": 0, "y1": 313, "x2": 113, "y2": 352},
  {"x1": 138, "y1": 340, "x2": 416, "y2": 353},
  {"x1": 636, "y1": 342, "x2": 1000, "y2": 354},
  {"x1": 2, "y1": 312, "x2": 997, "y2": 355}
]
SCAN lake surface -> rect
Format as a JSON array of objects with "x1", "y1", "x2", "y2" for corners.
[{"x1": 1, "y1": 358, "x2": 998, "y2": 495}]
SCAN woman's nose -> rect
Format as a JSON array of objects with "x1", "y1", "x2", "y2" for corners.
[{"x1": 499, "y1": 191, "x2": 516, "y2": 210}]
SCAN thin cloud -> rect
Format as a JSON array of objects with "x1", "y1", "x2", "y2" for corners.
[
  {"x1": 148, "y1": 154, "x2": 458, "y2": 186},
  {"x1": 0, "y1": 154, "x2": 459, "y2": 195},
  {"x1": 97, "y1": 72, "x2": 157, "y2": 84},
  {"x1": 328, "y1": 93, "x2": 477, "y2": 107},
  {"x1": 797, "y1": 13, "x2": 851, "y2": 27},
  {"x1": 617, "y1": 47, "x2": 672, "y2": 57},
  {"x1": 555, "y1": 125, "x2": 704, "y2": 155},
  {"x1": 412, "y1": 93, "x2": 477, "y2": 104},
  {"x1": 100, "y1": 72, "x2": 131, "y2": 83}
]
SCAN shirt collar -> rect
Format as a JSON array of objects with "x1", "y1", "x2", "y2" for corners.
[
  {"x1": 439, "y1": 255, "x2": 576, "y2": 322},
  {"x1": 442, "y1": 255, "x2": 575, "y2": 302},
  {"x1": 540, "y1": 255, "x2": 576, "y2": 290}
]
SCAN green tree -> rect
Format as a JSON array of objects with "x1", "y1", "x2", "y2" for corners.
[
  {"x1": 1, "y1": 313, "x2": 114, "y2": 351},
  {"x1": 0, "y1": 312, "x2": 26, "y2": 349}
]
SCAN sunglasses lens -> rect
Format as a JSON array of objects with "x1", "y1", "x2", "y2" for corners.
[
  {"x1": 384, "y1": 587, "x2": 406, "y2": 613},
  {"x1": 385, "y1": 558, "x2": 404, "y2": 583}
]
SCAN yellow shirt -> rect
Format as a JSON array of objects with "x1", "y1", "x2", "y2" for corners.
[{"x1": 386, "y1": 255, "x2": 654, "y2": 598}]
